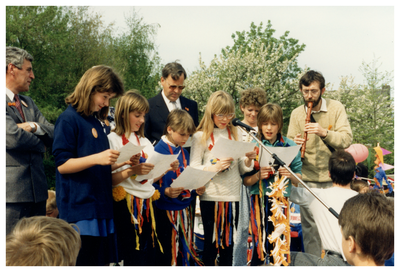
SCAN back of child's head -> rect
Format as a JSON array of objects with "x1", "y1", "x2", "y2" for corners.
[
  {"x1": 329, "y1": 150, "x2": 355, "y2": 186},
  {"x1": 65, "y1": 65, "x2": 124, "y2": 120},
  {"x1": 256, "y1": 103, "x2": 283, "y2": 136},
  {"x1": 355, "y1": 162, "x2": 368, "y2": 179},
  {"x1": 46, "y1": 190, "x2": 58, "y2": 217},
  {"x1": 350, "y1": 179, "x2": 370, "y2": 193},
  {"x1": 163, "y1": 109, "x2": 196, "y2": 136},
  {"x1": 239, "y1": 87, "x2": 267, "y2": 109},
  {"x1": 339, "y1": 191, "x2": 394, "y2": 265},
  {"x1": 6, "y1": 216, "x2": 81, "y2": 266},
  {"x1": 114, "y1": 90, "x2": 149, "y2": 138},
  {"x1": 197, "y1": 90, "x2": 238, "y2": 144}
]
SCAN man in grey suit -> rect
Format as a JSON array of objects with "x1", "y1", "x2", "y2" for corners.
[{"x1": 6, "y1": 47, "x2": 54, "y2": 235}]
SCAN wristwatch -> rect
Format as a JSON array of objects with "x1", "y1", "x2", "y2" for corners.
[{"x1": 29, "y1": 122, "x2": 37, "y2": 133}]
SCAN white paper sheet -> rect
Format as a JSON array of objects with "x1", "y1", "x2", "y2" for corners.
[
  {"x1": 135, "y1": 149, "x2": 179, "y2": 181},
  {"x1": 170, "y1": 166, "x2": 217, "y2": 190},
  {"x1": 210, "y1": 136, "x2": 256, "y2": 159},
  {"x1": 116, "y1": 142, "x2": 146, "y2": 164},
  {"x1": 258, "y1": 145, "x2": 301, "y2": 168}
]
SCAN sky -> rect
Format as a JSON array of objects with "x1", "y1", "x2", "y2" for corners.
[{"x1": 87, "y1": 2, "x2": 396, "y2": 91}]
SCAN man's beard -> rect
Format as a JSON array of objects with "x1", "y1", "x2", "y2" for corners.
[{"x1": 303, "y1": 94, "x2": 322, "y2": 109}]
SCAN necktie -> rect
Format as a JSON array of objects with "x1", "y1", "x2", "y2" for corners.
[
  {"x1": 14, "y1": 94, "x2": 26, "y2": 122},
  {"x1": 171, "y1": 101, "x2": 177, "y2": 111}
]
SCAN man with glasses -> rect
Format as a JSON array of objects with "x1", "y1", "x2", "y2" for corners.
[
  {"x1": 287, "y1": 70, "x2": 352, "y2": 258},
  {"x1": 6, "y1": 47, "x2": 54, "y2": 234},
  {"x1": 145, "y1": 62, "x2": 199, "y2": 145}
]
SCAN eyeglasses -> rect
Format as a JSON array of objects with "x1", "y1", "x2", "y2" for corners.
[
  {"x1": 166, "y1": 81, "x2": 185, "y2": 91},
  {"x1": 302, "y1": 89, "x2": 319, "y2": 96},
  {"x1": 215, "y1": 113, "x2": 235, "y2": 120}
]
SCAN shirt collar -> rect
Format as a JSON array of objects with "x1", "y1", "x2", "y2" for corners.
[
  {"x1": 6, "y1": 88, "x2": 15, "y2": 101},
  {"x1": 161, "y1": 89, "x2": 181, "y2": 110}
]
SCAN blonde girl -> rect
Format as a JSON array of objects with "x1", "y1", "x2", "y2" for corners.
[
  {"x1": 53, "y1": 65, "x2": 124, "y2": 266},
  {"x1": 190, "y1": 90, "x2": 256, "y2": 266},
  {"x1": 108, "y1": 90, "x2": 178, "y2": 266}
]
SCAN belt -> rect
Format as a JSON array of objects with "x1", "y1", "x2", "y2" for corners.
[{"x1": 324, "y1": 250, "x2": 343, "y2": 259}]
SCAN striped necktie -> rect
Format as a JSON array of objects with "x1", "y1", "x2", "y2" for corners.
[{"x1": 14, "y1": 94, "x2": 26, "y2": 122}]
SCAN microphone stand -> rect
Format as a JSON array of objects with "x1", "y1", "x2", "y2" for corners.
[{"x1": 237, "y1": 126, "x2": 339, "y2": 219}]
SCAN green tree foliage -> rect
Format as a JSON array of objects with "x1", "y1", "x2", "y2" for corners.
[
  {"x1": 6, "y1": 6, "x2": 161, "y2": 188},
  {"x1": 324, "y1": 59, "x2": 394, "y2": 177}
]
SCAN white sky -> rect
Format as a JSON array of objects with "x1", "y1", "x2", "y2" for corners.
[{"x1": 87, "y1": 2, "x2": 396, "y2": 91}]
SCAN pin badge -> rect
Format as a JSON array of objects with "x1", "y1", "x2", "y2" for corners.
[
  {"x1": 21, "y1": 100, "x2": 28, "y2": 108},
  {"x1": 92, "y1": 128, "x2": 98, "y2": 138}
]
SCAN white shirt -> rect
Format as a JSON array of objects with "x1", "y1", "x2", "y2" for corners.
[{"x1": 161, "y1": 89, "x2": 182, "y2": 112}]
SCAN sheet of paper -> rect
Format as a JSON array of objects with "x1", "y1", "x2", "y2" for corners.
[
  {"x1": 258, "y1": 145, "x2": 301, "y2": 168},
  {"x1": 116, "y1": 142, "x2": 146, "y2": 164},
  {"x1": 170, "y1": 166, "x2": 217, "y2": 190},
  {"x1": 135, "y1": 149, "x2": 179, "y2": 181},
  {"x1": 210, "y1": 136, "x2": 256, "y2": 159}
]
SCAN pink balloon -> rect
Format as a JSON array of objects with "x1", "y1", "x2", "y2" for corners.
[{"x1": 345, "y1": 144, "x2": 369, "y2": 163}]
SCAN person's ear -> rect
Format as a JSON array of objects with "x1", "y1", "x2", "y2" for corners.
[
  {"x1": 347, "y1": 236, "x2": 356, "y2": 253},
  {"x1": 167, "y1": 126, "x2": 173, "y2": 135},
  {"x1": 321, "y1": 87, "x2": 326, "y2": 96}
]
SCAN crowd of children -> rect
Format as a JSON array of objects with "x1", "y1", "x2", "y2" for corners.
[{"x1": 6, "y1": 65, "x2": 394, "y2": 267}]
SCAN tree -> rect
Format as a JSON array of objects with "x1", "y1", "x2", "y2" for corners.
[
  {"x1": 324, "y1": 59, "x2": 394, "y2": 176},
  {"x1": 185, "y1": 39, "x2": 303, "y2": 133}
]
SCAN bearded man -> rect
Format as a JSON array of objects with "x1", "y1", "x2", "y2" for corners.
[{"x1": 287, "y1": 70, "x2": 352, "y2": 258}]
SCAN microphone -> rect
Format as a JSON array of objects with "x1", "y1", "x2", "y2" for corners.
[{"x1": 231, "y1": 118, "x2": 256, "y2": 132}]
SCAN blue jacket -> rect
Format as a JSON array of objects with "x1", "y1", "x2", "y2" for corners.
[
  {"x1": 53, "y1": 105, "x2": 113, "y2": 223},
  {"x1": 153, "y1": 139, "x2": 197, "y2": 210}
]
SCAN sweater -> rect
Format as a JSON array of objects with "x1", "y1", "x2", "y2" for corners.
[
  {"x1": 153, "y1": 136, "x2": 197, "y2": 210},
  {"x1": 190, "y1": 127, "x2": 254, "y2": 202},
  {"x1": 53, "y1": 105, "x2": 113, "y2": 223},
  {"x1": 108, "y1": 131, "x2": 155, "y2": 199},
  {"x1": 287, "y1": 99, "x2": 352, "y2": 183}
]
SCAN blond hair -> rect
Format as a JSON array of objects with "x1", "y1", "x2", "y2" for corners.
[
  {"x1": 196, "y1": 90, "x2": 238, "y2": 146},
  {"x1": 46, "y1": 190, "x2": 57, "y2": 214},
  {"x1": 163, "y1": 109, "x2": 196, "y2": 136},
  {"x1": 65, "y1": 65, "x2": 124, "y2": 121},
  {"x1": 6, "y1": 216, "x2": 81, "y2": 266},
  {"x1": 256, "y1": 103, "x2": 283, "y2": 139},
  {"x1": 113, "y1": 90, "x2": 149, "y2": 139}
]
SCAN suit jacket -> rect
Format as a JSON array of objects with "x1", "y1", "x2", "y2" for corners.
[
  {"x1": 145, "y1": 91, "x2": 199, "y2": 144},
  {"x1": 6, "y1": 94, "x2": 54, "y2": 203}
]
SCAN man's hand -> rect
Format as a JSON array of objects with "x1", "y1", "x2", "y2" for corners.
[
  {"x1": 17, "y1": 122, "x2": 32, "y2": 132},
  {"x1": 304, "y1": 123, "x2": 327, "y2": 138}
]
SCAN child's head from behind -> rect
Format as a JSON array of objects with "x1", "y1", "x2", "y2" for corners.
[
  {"x1": 339, "y1": 191, "x2": 394, "y2": 266},
  {"x1": 65, "y1": 65, "x2": 124, "y2": 119},
  {"x1": 350, "y1": 179, "x2": 370, "y2": 194},
  {"x1": 257, "y1": 103, "x2": 283, "y2": 143},
  {"x1": 164, "y1": 109, "x2": 196, "y2": 147},
  {"x1": 239, "y1": 88, "x2": 267, "y2": 126},
  {"x1": 6, "y1": 216, "x2": 81, "y2": 266},
  {"x1": 46, "y1": 190, "x2": 58, "y2": 218},
  {"x1": 329, "y1": 150, "x2": 355, "y2": 186},
  {"x1": 114, "y1": 90, "x2": 149, "y2": 138}
]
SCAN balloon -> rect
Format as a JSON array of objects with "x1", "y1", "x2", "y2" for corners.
[{"x1": 345, "y1": 144, "x2": 369, "y2": 163}]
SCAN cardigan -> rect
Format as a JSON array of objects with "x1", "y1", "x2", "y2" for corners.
[{"x1": 53, "y1": 105, "x2": 113, "y2": 223}]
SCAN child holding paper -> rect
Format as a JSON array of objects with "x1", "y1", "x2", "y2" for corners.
[
  {"x1": 242, "y1": 103, "x2": 302, "y2": 265},
  {"x1": 108, "y1": 90, "x2": 178, "y2": 265},
  {"x1": 152, "y1": 109, "x2": 205, "y2": 266},
  {"x1": 190, "y1": 90, "x2": 256, "y2": 266}
]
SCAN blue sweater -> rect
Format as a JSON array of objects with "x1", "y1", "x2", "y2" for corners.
[
  {"x1": 153, "y1": 139, "x2": 197, "y2": 210},
  {"x1": 52, "y1": 105, "x2": 113, "y2": 223},
  {"x1": 242, "y1": 134, "x2": 302, "y2": 197}
]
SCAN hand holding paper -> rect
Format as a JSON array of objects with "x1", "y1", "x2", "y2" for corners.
[
  {"x1": 116, "y1": 142, "x2": 146, "y2": 164},
  {"x1": 135, "y1": 149, "x2": 179, "y2": 181},
  {"x1": 170, "y1": 166, "x2": 218, "y2": 190}
]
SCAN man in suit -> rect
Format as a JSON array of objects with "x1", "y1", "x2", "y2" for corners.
[
  {"x1": 145, "y1": 62, "x2": 199, "y2": 145},
  {"x1": 6, "y1": 47, "x2": 54, "y2": 235}
]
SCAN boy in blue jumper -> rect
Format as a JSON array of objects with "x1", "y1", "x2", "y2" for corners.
[{"x1": 153, "y1": 109, "x2": 205, "y2": 266}]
